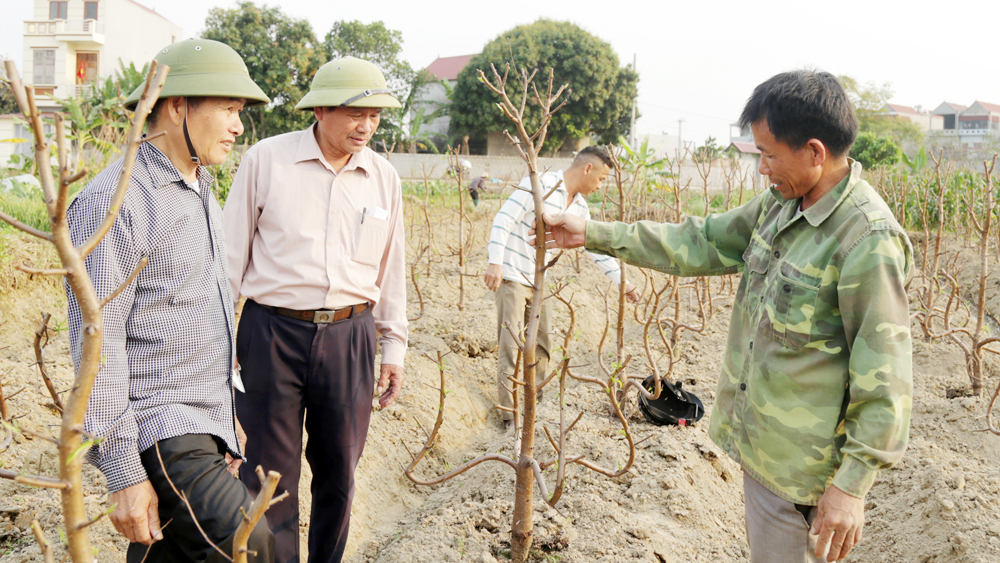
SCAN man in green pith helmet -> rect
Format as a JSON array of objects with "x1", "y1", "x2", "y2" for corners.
[
  {"x1": 224, "y1": 56, "x2": 408, "y2": 563},
  {"x1": 65, "y1": 39, "x2": 275, "y2": 562}
]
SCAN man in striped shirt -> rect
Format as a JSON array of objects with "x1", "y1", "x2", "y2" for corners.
[{"x1": 484, "y1": 146, "x2": 639, "y2": 429}]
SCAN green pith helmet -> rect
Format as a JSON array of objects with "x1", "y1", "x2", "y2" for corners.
[
  {"x1": 295, "y1": 57, "x2": 402, "y2": 110},
  {"x1": 124, "y1": 39, "x2": 269, "y2": 111}
]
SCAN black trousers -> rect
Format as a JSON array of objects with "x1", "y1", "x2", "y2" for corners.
[
  {"x1": 126, "y1": 434, "x2": 275, "y2": 563},
  {"x1": 235, "y1": 299, "x2": 376, "y2": 563}
]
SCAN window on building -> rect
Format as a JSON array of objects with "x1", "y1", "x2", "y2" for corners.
[
  {"x1": 76, "y1": 53, "x2": 98, "y2": 84},
  {"x1": 84, "y1": 2, "x2": 98, "y2": 20},
  {"x1": 49, "y1": 1, "x2": 67, "y2": 19},
  {"x1": 33, "y1": 50, "x2": 55, "y2": 85}
]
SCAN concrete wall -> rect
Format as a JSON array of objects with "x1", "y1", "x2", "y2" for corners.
[{"x1": 386, "y1": 152, "x2": 763, "y2": 193}]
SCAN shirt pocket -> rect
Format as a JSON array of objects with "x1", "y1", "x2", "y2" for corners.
[
  {"x1": 736, "y1": 238, "x2": 771, "y2": 306},
  {"x1": 774, "y1": 262, "x2": 823, "y2": 349},
  {"x1": 352, "y1": 212, "x2": 389, "y2": 268}
]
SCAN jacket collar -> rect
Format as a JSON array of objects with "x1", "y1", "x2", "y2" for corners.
[{"x1": 770, "y1": 159, "x2": 861, "y2": 228}]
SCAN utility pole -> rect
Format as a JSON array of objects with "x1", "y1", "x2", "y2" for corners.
[
  {"x1": 677, "y1": 118, "x2": 684, "y2": 162},
  {"x1": 629, "y1": 53, "x2": 637, "y2": 149}
]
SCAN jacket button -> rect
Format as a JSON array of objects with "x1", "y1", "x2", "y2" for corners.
[
  {"x1": 740, "y1": 383, "x2": 747, "y2": 391},
  {"x1": 749, "y1": 341, "x2": 753, "y2": 350},
  {"x1": 773, "y1": 250, "x2": 781, "y2": 259},
  {"x1": 783, "y1": 285, "x2": 791, "y2": 293}
]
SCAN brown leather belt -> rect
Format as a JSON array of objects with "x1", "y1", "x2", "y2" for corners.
[{"x1": 267, "y1": 303, "x2": 369, "y2": 324}]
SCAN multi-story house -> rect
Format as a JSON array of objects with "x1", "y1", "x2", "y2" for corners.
[
  {"x1": 2, "y1": 0, "x2": 182, "y2": 165},
  {"x1": 955, "y1": 101, "x2": 1000, "y2": 145}
]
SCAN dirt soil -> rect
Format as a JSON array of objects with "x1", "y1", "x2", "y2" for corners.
[{"x1": 1, "y1": 200, "x2": 999, "y2": 563}]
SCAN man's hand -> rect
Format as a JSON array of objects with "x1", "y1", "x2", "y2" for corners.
[
  {"x1": 528, "y1": 213, "x2": 587, "y2": 249},
  {"x1": 224, "y1": 416, "x2": 247, "y2": 476},
  {"x1": 376, "y1": 364, "x2": 405, "y2": 409},
  {"x1": 109, "y1": 481, "x2": 162, "y2": 545},
  {"x1": 484, "y1": 263, "x2": 503, "y2": 292},
  {"x1": 624, "y1": 283, "x2": 641, "y2": 305},
  {"x1": 811, "y1": 485, "x2": 865, "y2": 562}
]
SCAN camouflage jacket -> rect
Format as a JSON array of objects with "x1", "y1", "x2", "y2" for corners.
[{"x1": 585, "y1": 161, "x2": 913, "y2": 504}]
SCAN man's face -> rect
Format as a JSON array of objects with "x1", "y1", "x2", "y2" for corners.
[
  {"x1": 314, "y1": 106, "x2": 382, "y2": 159},
  {"x1": 580, "y1": 162, "x2": 611, "y2": 197},
  {"x1": 752, "y1": 120, "x2": 822, "y2": 201},
  {"x1": 186, "y1": 97, "x2": 246, "y2": 166}
]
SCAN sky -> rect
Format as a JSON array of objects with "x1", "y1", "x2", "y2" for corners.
[{"x1": 4, "y1": 0, "x2": 999, "y2": 149}]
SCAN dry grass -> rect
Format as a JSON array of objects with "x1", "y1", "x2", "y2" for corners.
[{"x1": 0, "y1": 229, "x2": 65, "y2": 340}]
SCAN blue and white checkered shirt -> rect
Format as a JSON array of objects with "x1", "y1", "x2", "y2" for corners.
[
  {"x1": 488, "y1": 170, "x2": 624, "y2": 287},
  {"x1": 66, "y1": 142, "x2": 238, "y2": 493}
]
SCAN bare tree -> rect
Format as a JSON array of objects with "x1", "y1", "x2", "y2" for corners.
[
  {"x1": 0, "y1": 59, "x2": 286, "y2": 562},
  {"x1": 0, "y1": 59, "x2": 167, "y2": 562}
]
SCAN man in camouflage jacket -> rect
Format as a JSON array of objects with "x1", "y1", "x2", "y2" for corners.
[{"x1": 537, "y1": 70, "x2": 912, "y2": 562}]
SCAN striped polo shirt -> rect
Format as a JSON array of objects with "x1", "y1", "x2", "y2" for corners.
[{"x1": 488, "y1": 170, "x2": 623, "y2": 287}]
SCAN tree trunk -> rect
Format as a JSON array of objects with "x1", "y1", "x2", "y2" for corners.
[{"x1": 510, "y1": 157, "x2": 544, "y2": 563}]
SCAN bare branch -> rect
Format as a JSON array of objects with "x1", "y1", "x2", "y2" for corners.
[
  {"x1": 79, "y1": 62, "x2": 169, "y2": 258},
  {"x1": 0, "y1": 210, "x2": 54, "y2": 242},
  {"x1": 99, "y1": 257, "x2": 148, "y2": 308},
  {"x1": 0, "y1": 468, "x2": 69, "y2": 489},
  {"x1": 34, "y1": 313, "x2": 64, "y2": 412},
  {"x1": 233, "y1": 467, "x2": 282, "y2": 563},
  {"x1": 16, "y1": 265, "x2": 70, "y2": 276},
  {"x1": 31, "y1": 520, "x2": 55, "y2": 563}
]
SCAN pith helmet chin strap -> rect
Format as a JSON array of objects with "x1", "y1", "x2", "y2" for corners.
[
  {"x1": 182, "y1": 98, "x2": 201, "y2": 165},
  {"x1": 339, "y1": 88, "x2": 394, "y2": 107}
]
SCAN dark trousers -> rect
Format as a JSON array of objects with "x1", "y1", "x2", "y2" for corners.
[
  {"x1": 235, "y1": 299, "x2": 376, "y2": 563},
  {"x1": 127, "y1": 434, "x2": 275, "y2": 563}
]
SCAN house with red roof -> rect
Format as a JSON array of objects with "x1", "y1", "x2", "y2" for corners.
[
  {"x1": 956, "y1": 101, "x2": 1000, "y2": 143},
  {"x1": 879, "y1": 103, "x2": 943, "y2": 131},
  {"x1": 409, "y1": 54, "x2": 476, "y2": 148}
]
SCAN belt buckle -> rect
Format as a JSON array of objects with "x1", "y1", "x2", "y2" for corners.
[{"x1": 313, "y1": 310, "x2": 335, "y2": 324}]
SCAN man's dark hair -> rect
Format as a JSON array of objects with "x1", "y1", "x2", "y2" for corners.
[
  {"x1": 573, "y1": 145, "x2": 613, "y2": 169},
  {"x1": 738, "y1": 70, "x2": 858, "y2": 157},
  {"x1": 147, "y1": 96, "x2": 207, "y2": 128}
]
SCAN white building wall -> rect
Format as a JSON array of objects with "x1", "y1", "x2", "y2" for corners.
[
  {"x1": 4, "y1": 0, "x2": 181, "y2": 167},
  {"x1": 102, "y1": 0, "x2": 181, "y2": 79},
  {"x1": 411, "y1": 81, "x2": 452, "y2": 138}
]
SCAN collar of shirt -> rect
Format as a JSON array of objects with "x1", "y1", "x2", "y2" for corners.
[
  {"x1": 294, "y1": 122, "x2": 372, "y2": 178},
  {"x1": 137, "y1": 135, "x2": 217, "y2": 193},
  {"x1": 537, "y1": 169, "x2": 587, "y2": 210},
  {"x1": 769, "y1": 159, "x2": 860, "y2": 229}
]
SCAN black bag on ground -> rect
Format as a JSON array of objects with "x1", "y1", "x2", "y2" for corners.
[{"x1": 638, "y1": 375, "x2": 705, "y2": 426}]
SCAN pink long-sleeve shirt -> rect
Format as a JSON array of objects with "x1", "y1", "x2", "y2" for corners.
[{"x1": 223, "y1": 123, "x2": 408, "y2": 366}]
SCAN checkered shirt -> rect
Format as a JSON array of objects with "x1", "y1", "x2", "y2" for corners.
[{"x1": 66, "y1": 142, "x2": 238, "y2": 493}]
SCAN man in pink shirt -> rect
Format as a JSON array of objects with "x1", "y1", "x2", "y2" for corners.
[{"x1": 224, "y1": 57, "x2": 407, "y2": 563}]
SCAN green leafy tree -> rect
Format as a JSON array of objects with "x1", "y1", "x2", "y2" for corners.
[
  {"x1": 838, "y1": 74, "x2": 924, "y2": 146},
  {"x1": 850, "y1": 131, "x2": 901, "y2": 169},
  {"x1": 203, "y1": 1, "x2": 324, "y2": 140},
  {"x1": 0, "y1": 61, "x2": 17, "y2": 115},
  {"x1": 693, "y1": 135, "x2": 722, "y2": 161},
  {"x1": 450, "y1": 20, "x2": 638, "y2": 152}
]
